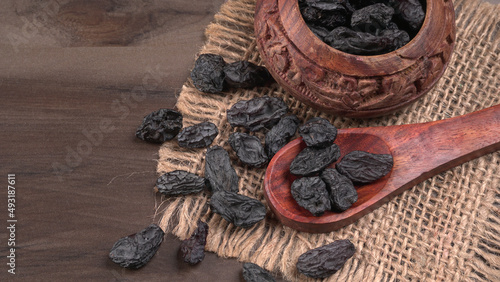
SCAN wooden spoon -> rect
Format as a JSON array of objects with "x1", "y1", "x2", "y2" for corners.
[{"x1": 264, "y1": 104, "x2": 500, "y2": 233}]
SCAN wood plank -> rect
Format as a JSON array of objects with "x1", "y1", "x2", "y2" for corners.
[{"x1": 0, "y1": 0, "x2": 286, "y2": 280}]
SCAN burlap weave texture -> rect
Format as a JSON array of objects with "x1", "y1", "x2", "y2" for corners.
[{"x1": 156, "y1": 0, "x2": 500, "y2": 280}]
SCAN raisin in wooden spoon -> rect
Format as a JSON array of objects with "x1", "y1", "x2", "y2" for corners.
[{"x1": 264, "y1": 104, "x2": 500, "y2": 233}]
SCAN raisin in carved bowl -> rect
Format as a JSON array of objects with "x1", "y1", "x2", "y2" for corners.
[{"x1": 254, "y1": 0, "x2": 456, "y2": 118}]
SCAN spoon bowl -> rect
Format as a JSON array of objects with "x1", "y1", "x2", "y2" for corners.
[{"x1": 264, "y1": 105, "x2": 500, "y2": 233}]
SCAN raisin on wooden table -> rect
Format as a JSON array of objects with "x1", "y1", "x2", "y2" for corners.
[
  {"x1": 108, "y1": 224, "x2": 164, "y2": 269},
  {"x1": 290, "y1": 144, "x2": 341, "y2": 176},
  {"x1": 190, "y1": 53, "x2": 226, "y2": 93},
  {"x1": 291, "y1": 176, "x2": 331, "y2": 216},
  {"x1": 227, "y1": 96, "x2": 288, "y2": 131},
  {"x1": 336, "y1": 150, "x2": 393, "y2": 184},
  {"x1": 223, "y1": 61, "x2": 273, "y2": 89},
  {"x1": 209, "y1": 190, "x2": 266, "y2": 228},
  {"x1": 265, "y1": 114, "x2": 300, "y2": 158},
  {"x1": 320, "y1": 168, "x2": 357, "y2": 212},
  {"x1": 229, "y1": 132, "x2": 268, "y2": 168},
  {"x1": 179, "y1": 220, "x2": 209, "y2": 265},
  {"x1": 177, "y1": 121, "x2": 218, "y2": 148},
  {"x1": 242, "y1": 262, "x2": 276, "y2": 282},
  {"x1": 296, "y1": 239, "x2": 355, "y2": 279},
  {"x1": 155, "y1": 170, "x2": 205, "y2": 196},
  {"x1": 204, "y1": 146, "x2": 239, "y2": 193},
  {"x1": 135, "y1": 109, "x2": 183, "y2": 143},
  {"x1": 298, "y1": 117, "x2": 337, "y2": 148}
]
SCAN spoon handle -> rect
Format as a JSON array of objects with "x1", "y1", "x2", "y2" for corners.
[{"x1": 351, "y1": 104, "x2": 500, "y2": 202}]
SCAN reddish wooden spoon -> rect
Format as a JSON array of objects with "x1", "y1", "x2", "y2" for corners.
[{"x1": 264, "y1": 104, "x2": 500, "y2": 233}]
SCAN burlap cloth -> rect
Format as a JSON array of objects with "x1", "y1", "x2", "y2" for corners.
[{"x1": 156, "y1": 0, "x2": 500, "y2": 280}]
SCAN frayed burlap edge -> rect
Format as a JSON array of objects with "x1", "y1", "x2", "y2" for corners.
[{"x1": 156, "y1": 0, "x2": 500, "y2": 281}]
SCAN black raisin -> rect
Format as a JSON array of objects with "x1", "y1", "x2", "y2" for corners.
[
  {"x1": 291, "y1": 176, "x2": 331, "y2": 216},
  {"x1": 155, "y1": 170, "x2": 206, "y2": 196},
  {"x1": 307, "y1": 24, "x2": 331, "y2": 41},
  {"x1": 298, "y1": 117, "x2": 337, "y2": 148},
  {"x1": 320, "y1": 168, "x2": 357, "y2": 212},
  {"x1": 242, "y1": 262, "x2": 276, "y2": 282},
  {"x1": 135, "y1": 109, "x2": 183, "y2": 143},
  {"x1": 336, "y1": 150, "x2": 393, "y2": 184},
  {"x1": 391, "y1": 0, "x2": 425, "y2": 34},
  {"x1": 299, "y1": 1, "x2": 350, "y2": 30},
  {"x1": 179, "y1": 220, "x2": 209, "y2": 265},
  {"x1": 290, "y1": 144, "x2": 341, "y2": 176},
  {"x1": 265, "y1": 115, "x2": 300, "y2": 158},
  {"x1": 209, "y1": 190, "x2": 266, "y2": 228},
  {"x1": 204, "y1": 146, "x2": 239, "y2": 193},
  {"x1": 227, "y1": 96, "x2": 288, "y2": 131},
  {"x1": 108, "y1": 224, "x2": 164, "y2": 269},
  {"x1": 296, "y1": 239, "x2": 355, "y2": 278},
  {"x1": 177, "y1": 121, "x2": 218, "y2": 148},
  {"x1": 223, "y1": 61, "x2": 273, "y2": 89},
  {"x1": 229, "y1": 132, "x2": 268, "y2": 168},
  {"x1": 190, "y1": 53, "x2": 226, "y2": 93},
  {"x1": 325, "y1": 26, "x2": 409, "y2": 55},
  {"x1": 350, "y1": 3, "x2": 394, "y2": 31}
]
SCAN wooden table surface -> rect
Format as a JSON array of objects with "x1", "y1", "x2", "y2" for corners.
[
  {"x1": 0, "y1": 1, "x2": 289, "y2": 281},
  {"x1": 3, "y1": 0, "x2": 498, "y2": 281}
]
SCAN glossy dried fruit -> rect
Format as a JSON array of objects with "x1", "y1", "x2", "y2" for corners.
[
  {"x1": 325, "y1": 26, "x2": 410, "y2": 55},
  {"x1": 108, "y1": 224, "x2": 164, "y2": 269},
  {"x1": 392, "y1": 0, "x2": 425, "y2": 34},
  {"x1": 296, "y1": 239, "x2": 355, "y2": 278},
  {"x1": 290, "y1": 144, "x2": 341, "y2": 176},
  {"x1": 155, "y1": 170, "x2": 205, "y2": 196},
  {"x1": 177, "y1": 121, "x2": 218, "y2": 148},
  {"x1": 204, "y1": 146, "x2": 239, "y2": 193},
  {"x1": 349, "y1": 0, "x2": 387, "y2": 10},
  {"x1": 209, "y1": 190, "x2": 266, "y2": 228},
  {"x1": 299, "y1": 0, "x2": 351, "y2": 29},
  {"x1": 223, "y1": 61, "x2": 273, "y2": 89},
  {"x1": 190, "y1": 53, "x2": 226, "y2": 93},
  {"x1": 298, "y1": 117, "x2": 337, "y2": 148},
  {"x1": 350, "y1": 3, "x2": 394, "y2": 31},
  {"x1": 136, "y1": 109, "x2": 183, "y2": 143},
  {"x1": 308, "y1": 24, "x2": 331, "y2": 41},
  {"x1": 336, "y1": 150, "x2": 393, "y2": 184},
  {"x1": 265, "y1": 115, "x2": 300, "y2": 158},
  {"x1": 180, "y1": 220, "x2": 209, "y2": 265},
  {"x1": 291, "y1": 176, "x2": 331, "y2": 216},
  {"x1": 227, "y1": 96, "x2": 288, "y2": 131},
  {"x1": 242, "y1": 262, "x2": 276, "y2": 282},
  {"x1": 320, "y1": 168, "x2": 357, "y2": 212},
  {"x1": 229, "y1": 132, "x2": 268, "y2": 167}
]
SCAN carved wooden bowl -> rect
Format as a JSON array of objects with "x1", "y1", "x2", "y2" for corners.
[{"x1": 254, "y1": 0, "x2": 456, "y2": 118}]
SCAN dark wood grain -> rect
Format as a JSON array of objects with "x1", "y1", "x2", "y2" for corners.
[
  {"x1": 0, "y1": 1, "x2": 285, "y2": 281},
  {"x1": 264, "y1": 104, "x2": 500, "y2": 233}
]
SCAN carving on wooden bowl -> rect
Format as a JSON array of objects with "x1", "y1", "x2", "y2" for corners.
[{"x1": 255, "y1": 0, "x2": 456, "y2": 117}]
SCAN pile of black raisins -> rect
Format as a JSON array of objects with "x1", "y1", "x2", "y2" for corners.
[
  {"x1": 110, "y1": 53, "x2": 393, "y2": 279},
  {"x1": 290, "y1": 117, "x2": 393, "y2": 216},
  {"x1": 299, "y1": 0, "x2": 426, "y2": 55},
  {"x1": 191, "y1": 53, "x2": 274, "y2": 93}
]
